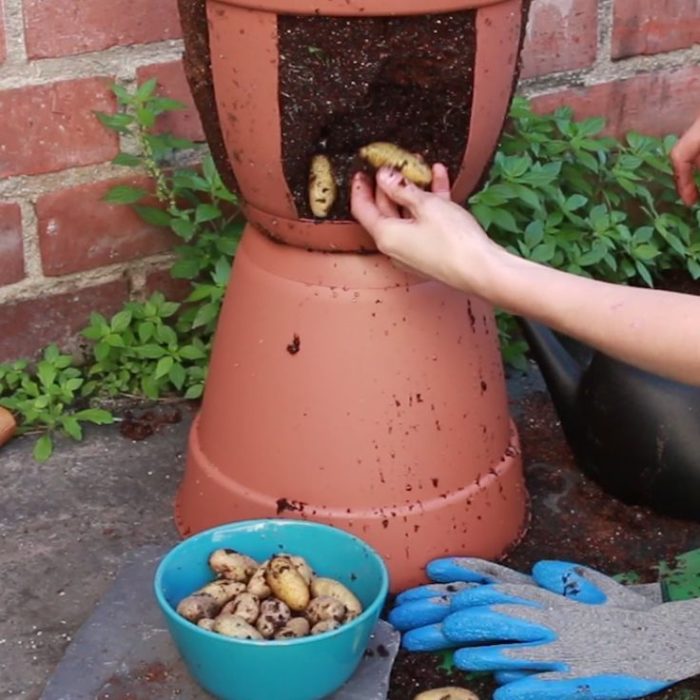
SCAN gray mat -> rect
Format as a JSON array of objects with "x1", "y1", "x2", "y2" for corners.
[{"x1": 40, "y1": 545, "x2": 400, "y2": 700}]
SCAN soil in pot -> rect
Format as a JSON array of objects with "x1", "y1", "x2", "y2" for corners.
[{"x1": 278, "y1": 12, "x2": 476, "y2": 220}]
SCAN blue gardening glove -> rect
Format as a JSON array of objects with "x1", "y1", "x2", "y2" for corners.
[
  {"x1": 405, "y1": 584, "x2": 700, "y2": 700},
  {"x1": 389, "y1": 558, "x2": 661, "y2": 632}
]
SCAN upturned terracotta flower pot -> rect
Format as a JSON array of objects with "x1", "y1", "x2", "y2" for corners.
[{"x1": 176, "y1": 0, "x2": 531, "y2": 590}]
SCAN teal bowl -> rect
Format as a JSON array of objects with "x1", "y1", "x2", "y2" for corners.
[{"x1": 154, "y1": 519, "x2": 390, "y2": 700}]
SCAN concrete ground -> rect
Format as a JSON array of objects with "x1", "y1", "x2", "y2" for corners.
[{"x1": 0, "y1": 408, "x2": 193, "y2": 700}]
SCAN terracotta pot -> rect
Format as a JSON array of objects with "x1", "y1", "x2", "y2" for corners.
[{"x1": 176, "y1": 0, "x2": 531, "y2": 590}]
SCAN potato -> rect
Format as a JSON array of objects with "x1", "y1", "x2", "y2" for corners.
[
  {"x1": 308, "y1": 154, "x2": 337, "y2": 218},
  {"x1": 266, "y1": 556, "x2": 310, "y2": 612},
  {"x1": 213, "y1": 614, "x2": 264, "y2": 640},
  {"x1": 310, "y1": 577, "x2": 362, "y2": 620},
  {"x1": 289, "y1": 555, "x2": 315, "y2": 585},
  {"x1": 256, "y1": 598, "x2": 292, "y2": 638},
  {"x1": 197, "y1": 618, "x2": 216, "y2": 631},
  {"x1": 413, "y1": 689, "x2": 480, "y2": 700},
  {"x1": 306, "y1": 596, "x2": 347, "y2": 626},
  {"x1": 274, "y1": 617, "x2": 311, "y2": 640},
  {"x1": 247, "y1": 562, "x2": 272, "y2": 599},
  {"x1": 359, "y1": 142, "x2": 432, "y2": 187},
  {"x1": 220, "y1": 592, "x2": 260, "y2": 625},
  {"x1": 176, "y1": 580, "x2": 246, "y2": 622},
  {"x1": 310, "y1": 619, "x2": 342, "y2": 635},
  {"x1": 209, "y1": 549, "x2": 258, "y2": 582}
]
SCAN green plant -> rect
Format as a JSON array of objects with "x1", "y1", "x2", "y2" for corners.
[
  {"x1": 96, "y1": 78, "x2": 244, "y2": 335},
  {"x1": 82, "y1": 292, "x2": 210, "y2": 401},
  {"x1": 471, "y1": 97, "x2": 700, "y2": 366},
  {"x1": 0, "y1": 346, "x2": 112, "y2": 461}
]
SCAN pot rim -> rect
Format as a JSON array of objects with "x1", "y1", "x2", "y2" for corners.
[{"x1": 208, "y1": 0, "x2": 509, "y2": 15}]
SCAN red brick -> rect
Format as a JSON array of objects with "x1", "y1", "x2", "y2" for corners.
[
  {"x1": 0, "y1": 279, "x2": 128, "y2": 361},
  {"x1": 144, "y1": 268, "x2": 192, "y2": 301},
  {"x1": 530, "y1": 66, "x2": 700, "y2": 138},
  {"x1": 136, "y1": 61, "x2": 204, "y2": 142},
  {"x1": 37, "y1": 177, "x2": 177, "y2": 277},
  {"x1": 23, "y1": 0, "x2": 182, "y2": 59},
  {"x1": 612, "y1": 0, "x2": 700, "y2": 59},
  {"x1": 0, "y1": 78, "x2": 118, "y2": 178},
  {"x1": 520, "y1": 0, "x2": 598, "y2": 79},
  {"x1": 0, "y1": 203, "x2": 25, "y2": 286}
]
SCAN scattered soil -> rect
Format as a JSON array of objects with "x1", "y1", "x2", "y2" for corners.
[
  {"x1": 119, "y1": 406, "x2": 183, "y2": 441},
  {"x1": 278, "y1": 12, "x2": 477, "y2": 219}
]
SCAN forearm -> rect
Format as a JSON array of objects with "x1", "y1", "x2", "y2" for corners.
[{"x1": 479, "y1": 249, "x2": 700, "y2": 385}]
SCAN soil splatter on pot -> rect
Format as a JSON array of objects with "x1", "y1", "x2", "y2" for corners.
[{"x1": 278, "y1": 12, "x2": 477, "y2": 220}]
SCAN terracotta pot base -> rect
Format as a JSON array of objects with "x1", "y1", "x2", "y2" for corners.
[
  {"x1": 175, "y1": 225, "x2": 528, "y2": 590},
  {"x1": 178, "y1": 416, "x2": 527, "y2": 591}
]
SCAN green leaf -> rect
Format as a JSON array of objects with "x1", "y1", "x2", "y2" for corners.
[
  {"x1": 184, "y1": 384, "x2": 204, "y2": 400},
  {"x1": 171, "y1": 257, "x2": 202, "y2": 280},
  {"x1": 34, "y1": 434, "x2": 54, "y2": 462},
  {"x1": 37, "y1": 362, "x2": 57, "y2": 389},
  {"x1": 136, "y1": 344, "x2": 167, "y2": 359},
  {"x1": 565, "y1": 194, "x2": 588, "y2": 212},
  {"x1": 95, "y1": 112, "x2": 134, "y2": 132},
  {"x1": 489, "y1": 207, "x2": 519, "y2": 234},
  {"x1": 169, "y1": 362, "x2": 186, "y2": 390},
  {"x1": 112, "y1": 152, "x2": 142, "y2": 167},
  {"x1": 195, "y1": 203, "x2": 222, "y2": 224},
  {"x1": 171, "y1": 218, "x2": 196, "y2": 240},
  {"x1": 61, "y1": 416, "x2": 83, "y2": 441},
  {"x1": 531, "y1": 242, "x2": 557, "y2": 263},
  {"x1": 133, "y1": 205, "x2": 172, "y2": 227},
  {"x1": 74, "y1": 408, "x2": 114, "y2": 425},
  {"x1": 138, "y1": 321, "x2": 155, "y2": 343},
  {"x1": 111, "y1": 310, "x2": 133, "y2": 333},
  {"x1": 104, "y1": 185, "x2": 148, "y2": 205},
  {"x1": 192, "y1": 302, "x2": 220, "y2": 329},
  {"x1": 155, "y1": 356, "x2": 174, "y2": 379},
  {"x1": 633, "y1": 244, "x2": 660, "y2": 261},
  {"x1": 179, "y1": 344, "x2": 207, "y2": 360},
  {"x1": 136, "y1": 78, "x2": 158, "y2": 101}
]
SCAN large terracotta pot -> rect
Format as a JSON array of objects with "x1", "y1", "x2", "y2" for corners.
[{"x1": 176, "y1": 0, "x2": 531, "y2": 590}]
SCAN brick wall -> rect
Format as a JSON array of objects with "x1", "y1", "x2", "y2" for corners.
[{"x1": 0, "y1": 0, "x2": 698, "y2": 361}]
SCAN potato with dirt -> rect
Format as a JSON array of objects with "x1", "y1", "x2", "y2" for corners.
[
  {"x1": 213, "y1": 613, "x2": 264, "y2": 640},
  {"x1": 310, "y1": 577, "x2": 363, "y2": 620},
  {"x1": 209, "y1": 548, "x2": 258, "y2": 582},
  {"x1": 266, "y1": 555, "x2": 311, "y2": 612},
  {"x1": 176, "y1": 580, "x2": 246, "y2": 622},
  {"x1": 359, "y1": 142, "x2": 433, "y2": 187}
]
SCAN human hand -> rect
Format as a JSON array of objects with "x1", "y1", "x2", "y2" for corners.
[
  {"x1": 389, "y1": 557, "x2": 660, "y2": 632},
  {"x1": 402, "y1": 585, "x2": 700, "y2": 700},
  {"x1": 350, "y1": 165, "x2": 502, "y2": 296},
  {"x1": 671, "y1": 114, "x2": 700, "y2": 206}
]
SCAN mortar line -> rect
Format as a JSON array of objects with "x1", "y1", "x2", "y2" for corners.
[
  {"x1": 17, "y1": 199, "x2": 42, "y2": 279},
  {"x1": 0, "y1": 39, "x2": 184, "y2": 91},
  {"x1": 2, "y1": 0, "x2": 28, "y2": 65},
  {"x1": 0, "y1": 252, "x2": 176, "y2": 305}
]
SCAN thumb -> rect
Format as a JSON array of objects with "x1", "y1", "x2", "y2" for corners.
[{"x1": 376, "y1": 167, "x2": 429, "y2": 216}]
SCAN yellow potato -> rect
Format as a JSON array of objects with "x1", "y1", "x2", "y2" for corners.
[
  {"x1": 209, "y1": 549, "x2": 258, "y2": 582},
  {"x1": 220, "y1": 592, "x2": 260, "y2": 625},
  {"x1": 306, "y1": 596, "x2": 347, "y2": 626},
  {"x1": 309, "y1": 154, "x2": 338, "y2": 218},
  {"x1": 310, "y1": 577, "x2": 362, "y2": 620},
  {"x1": 274, "y1": 617, "x2": 311, "y2": 639},
  {"x1": 359, "y1": 142, "x2": 433, "y2": 187},
  {"x1": 176, "y1": 580, "x2": 246, "y2": 622},
  {"x1": 310, "y1": 619, "x2": 342, "y2": 635},
  {"x1": 247, "y1": 562, "x2": 272, "y2": 599},
  {"x1": 266, "y1": 556, "x2": 311, "y2": 612},
  {"x1": 213, "y1": 613, "x2": 263, "y2": 640},
  {"x1": 414, "y1": 688, "x2": 480, "y2": 700}
]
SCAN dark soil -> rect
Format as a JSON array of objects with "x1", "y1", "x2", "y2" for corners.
[
  {"x1": 278, "y1": 12, "x2": 477, "y2": 220},
  {"x1": 119, "y1": 406, "x2": 183, "y2": 441},
  {"x1": 388, "y1": 369, "x2": 700, "y2": 699}
]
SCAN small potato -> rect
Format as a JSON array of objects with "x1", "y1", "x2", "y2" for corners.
[
  {"x1": 256, "y1": 598, "x2": 292, "y2": 638},
  {"x1": 306, "y1": 596, "x2": 347, "y2": 626},
  {"x1": 213, "y1": 614, "x2": 263, "y2": 640},
  {"x1": 247, "y1": 562, "x2": 272, "y2": 599},
  {"x1": 289, "y1": 555, "x2": 315, "y2": 585},
  {"x1": 266, "y1": 556, "x2": 310, "y2": 612},
  {"x1": 197, "y1": 618, "x2": 216, "y2": 631},
  {"x1": 310, "y1": 619, "x2": 342, "y2": 635},
  {"x1": 309, "y1": 154, "x2": 337, "y2": 218},
  {"x1": 310, "y1": 577, "x2": 363, "y2": 620},
  {"x1": 274, "y1": 617, "x2": 311, "y2": 640},
  {"x1": 209, "y1": 549, "x2": 258, "y2": 582},
  {"x1": 413, "y1": 689, "x2": 480, "y2": 700},
  {"x1": 220, "y1": 592, "x2": 260, "y2": 625},
  {"x1": 359, "y1": 142, "x2": 432, "y2": 187},
  {"x1": 176, "y1": 580, "x2": 246, "y2": 622}
]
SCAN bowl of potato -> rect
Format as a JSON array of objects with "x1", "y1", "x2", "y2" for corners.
[{"x1": 154, "y1": 519, "x2": 390, "y2": 700}]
